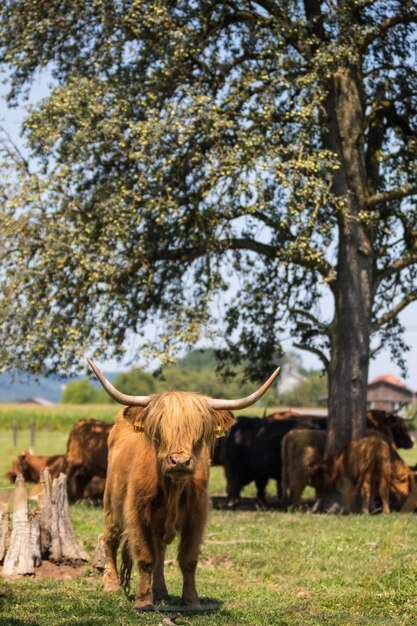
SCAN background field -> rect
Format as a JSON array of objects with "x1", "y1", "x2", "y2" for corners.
[
  {"x1": 1, "y1": 415, "x2": 417, "y2": 625},
  {"x1": 0, "y1": 403, "x2": 273, "y2": 430}
]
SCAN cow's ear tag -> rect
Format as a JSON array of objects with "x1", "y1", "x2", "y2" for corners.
[
  {"x1": 214, "y1": 426, "x2": 225, "y2": 439},
  {"x1": 133, "y1": 420, "x2": 145, "y2": 434}
]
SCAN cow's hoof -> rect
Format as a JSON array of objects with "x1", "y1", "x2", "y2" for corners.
[
  {"x1": 153, "y1": 589, "x2": 169, "y2": 603},
  {"x1": 103, "y1": 579, "x2": 122, "y2": 593},
  {"x1": 134, "y1": 602, "x2": 155, "y2": 612},
  {"x1": 182, "y1": 602, "x2": 202, "y2": 611}
]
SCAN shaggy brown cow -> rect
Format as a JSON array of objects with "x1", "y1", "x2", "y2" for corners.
[
  {"x1": 88, "y1": 358, "x2": 279, "y2": 611},
  {"x1": 281, "y1": 412, "x2": 412, "y2": 512},
  {"x1": 83, "y1": 475, "x2": 107, "y2": 501},
  {"x1": 281, "y1": 429, "x2": 326, "y2": 511},
  {"x1": 6, "y1": 451, "x2": 66, "y2": 483},
  {"x1": 385, "y1": 442, "x2": 416, "y2": 503},
  {"x1": 65, "y1": 418, "x2": 112, "y2": 502},
  {"x1": 308, "y1": 433, "x2": 392, "y2": 514}
]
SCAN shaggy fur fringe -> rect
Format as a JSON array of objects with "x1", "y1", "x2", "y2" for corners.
[{"x1": 119, "y1": 539, "x2": 133, "y2": 593}]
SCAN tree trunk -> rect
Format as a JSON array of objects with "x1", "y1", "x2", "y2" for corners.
[{"x1": 323, "y1": 66, "x2": 373, "y2": 457}]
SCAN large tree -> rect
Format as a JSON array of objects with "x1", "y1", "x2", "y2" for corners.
[{"x1": 1, "y1": 1, "x2": 417, "y2": 454}]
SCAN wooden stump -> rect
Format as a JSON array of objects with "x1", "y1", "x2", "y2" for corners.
[
  {"x1": 50, "y1": 474, "x2": 89, "y2": 563},
  {"x1": 1, "y1": 471, "x2": 89, "y2": 577},
  {"x1": 38, "y1": 468, "x2": 53, "y2": 556},
  {"x1": 2, "y1": 475, "x2": 41, "y2": 576},
  {"x1": 0, "y1": 511, "x2": 11, "y2": 563},
  {"x1": 92, "y1": 534, "x2": 106, "y2": 572}
]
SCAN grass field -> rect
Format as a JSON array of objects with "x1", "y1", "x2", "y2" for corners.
[
  {"x1": 0, "y1": 404, "x2": 120, "y2": 430},
  {"x1": 0, "y1": 403, "x2": 273, "y2": 431},
  {"x1": 1, "y1": 429, "x2": 417, "y2": 625}
]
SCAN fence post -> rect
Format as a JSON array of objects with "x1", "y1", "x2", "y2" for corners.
[{"x1": 30, "y1": 419, "x2": 36, "y2": 448}]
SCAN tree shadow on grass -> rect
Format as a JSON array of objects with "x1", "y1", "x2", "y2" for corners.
[
  {"x1": 126, "y1": 593, "x2": 225, "y2": 614},
  {"x1": 211, "y1": 495, "x2": 284, "y2": 511}
]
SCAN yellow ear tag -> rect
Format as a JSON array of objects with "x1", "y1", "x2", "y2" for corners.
[
  {"x1": 214, "y1": 427, "x2": 225, "y2": 439},
  {"x1": 133, "y1": 422, "x2": 145, "y2": 434}
]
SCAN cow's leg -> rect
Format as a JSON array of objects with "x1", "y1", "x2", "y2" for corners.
[
  {"x1": 128, "y1": 520, "x2": 155, "y2": 611},
  {"x1": 339, "y1": 477, "x2": 355, "y2": 514},
  {"x1": 378, "y1": 474, "x2": 390, "y2": 514},
  {"x1": 256, "y1": 478, "x2": 268, "y2": 507},
  {"x1": 135, "y1": 562, "x2": 154, "y2": 611},
  {"x1": 359, "y1": 472, "x2": 373, "y2": 514},
  {"x1": 102, "y1": 515, "x2": 122, "y2": 593},
  {"x1": 276, "y1": 478, "x2": 282, "y2": 501},
  {"x1": 226, "y1": 474, "x2": 242, "y2": 508},
  {"x1": 152, "y1": 538, "x2": 169, "y2": 603},
  {"x1": 67, "y1": 465, "x2": 90, "y2": 502},
  {"x1": 291, "y1": 481, "x2": 304, "y2": 511},
  {"x1": 178, "y1": 496, "x2": 209, "y2": 608}
]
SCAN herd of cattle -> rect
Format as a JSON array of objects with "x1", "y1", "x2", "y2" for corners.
[
  {"x1": 5, "y1": 358, "x2": 416, "y2": 611},
  {"x1": 221, "y1": 408, "x2": 415, "y2": 513},
  {"x1": 7, "y1": 407, "x2": 415, "y2": 515},
  {"x1": 6, "y1": 418, "x2": 110, "y2": 502}
]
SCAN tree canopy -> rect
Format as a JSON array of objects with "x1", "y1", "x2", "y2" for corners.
[
  {"x1": 61, "y1": 348, "x2": 325, "y2": 405},
  {"x1": 61, "y1": 377, "x2": 110, "y2": 404},
  {"x1": 1, "y1": 1, "x2": 417, "y2": 451},
  {"x1": 62, "y1": 349, "x2": 277, "y2": 403}
]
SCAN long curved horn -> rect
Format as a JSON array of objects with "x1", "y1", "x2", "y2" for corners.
[
  {"x1": 86, "y1": 358, "x2": 151, "y2": 406},
  {"x1": 208, "y1": 367, "x2": 280, "y2": 410}
]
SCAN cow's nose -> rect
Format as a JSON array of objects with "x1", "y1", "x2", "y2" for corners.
[{"x1": 168, "y1": 454, "x2": 192, "y2": 468}]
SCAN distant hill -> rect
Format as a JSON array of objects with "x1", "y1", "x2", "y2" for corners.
[{"x1": 0, "y1": 370, "x2": 118, "y2": 404}]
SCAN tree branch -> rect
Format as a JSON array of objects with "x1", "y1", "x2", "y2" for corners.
[
  {"x1": 373, "y1": 293, "x2": 417, "y2": 330},
  {"x1": 360, "y1": 11, "x2": 417, "y2": 49},
  {"x1": 377, "y1": 250, "x2": 417, "y2": 283},
  {"x1": 153, "y1": 236, "x2": 335, "y2": 281},
  {"x1": 292, "y1": 342, "x2": 329, "y2": 369},
  {"x1": 290, "y1": 307, "x2": 330, "y2": 336},
  {"x1": 369, "y1": 343, "x2": 383, "y2": 359},
  {"x1": 251, "y1": 0, "x2": 279, "y2": 16},
  {"x1": 153, "y1": 237, "x2": 277, "y2": 263},
  {"x1": 365, "y1": 184, "x2": 417, "y2": 208}
]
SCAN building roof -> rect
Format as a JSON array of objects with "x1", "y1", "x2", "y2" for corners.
[
  {"x1": 17, "y1": 397, "x2": 55, "y2": 406},
  {"x1": 370, "y1": 374, "x2": 406, "y2": 388}
]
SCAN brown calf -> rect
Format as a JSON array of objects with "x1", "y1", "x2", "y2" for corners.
[
  {"x1": 281, "y1": 429, "x2": 326, "y2": 510},
  {"x1": 308, "y1": 433, "x2": 392, "y2": 514},
  {"x1": 6, "y1": 451, "x2": 66, "y2": 483}
]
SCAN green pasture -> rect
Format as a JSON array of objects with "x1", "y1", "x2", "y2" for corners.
[
  {"x1": 0, "y1": 403, "x2": 120, "y2": 430},
  {"x1": 1, "y1": 429, "x2": 417, "y2": 625},
  {"x1": 0, "y1": 403, "x2": 272, "y2": 431}
]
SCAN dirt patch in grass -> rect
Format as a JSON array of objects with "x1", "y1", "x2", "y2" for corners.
[{"x1": 0, "y1": 561, "x2": 89, "y2": 580}]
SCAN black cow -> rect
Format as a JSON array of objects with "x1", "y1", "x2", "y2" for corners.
[{"x1": 224, "y1": 417, "x2": 310, "y2": 507}]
